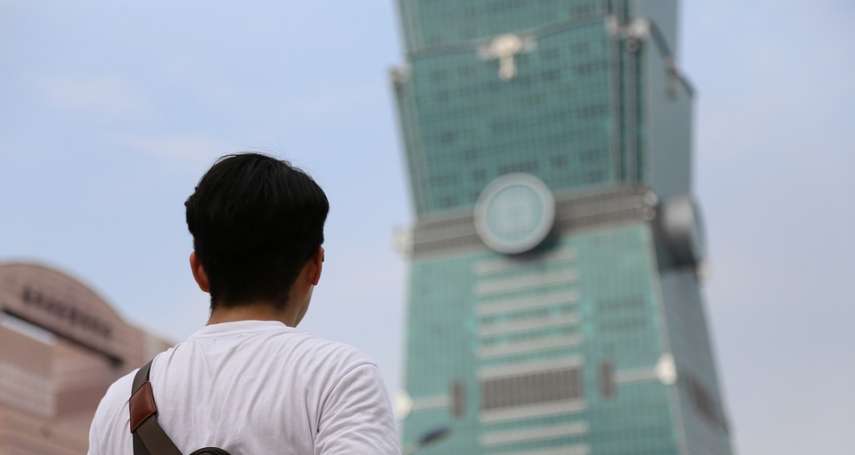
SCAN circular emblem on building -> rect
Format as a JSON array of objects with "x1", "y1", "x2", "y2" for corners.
[{"x1": 474, "y1": 173, "x2": 556, "y2": 255}]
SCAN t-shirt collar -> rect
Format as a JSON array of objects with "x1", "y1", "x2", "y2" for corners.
[{"x1": 188, "y1": 320, "x2": 295, "y2": 339}]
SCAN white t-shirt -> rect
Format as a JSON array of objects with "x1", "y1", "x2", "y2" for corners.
[{"x1": 87, "y1": 320, "x2": 400, "y2": 455}]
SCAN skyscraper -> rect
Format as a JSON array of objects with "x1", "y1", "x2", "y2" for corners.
[{"x1": 392, "y1": 1, "x2": 733, "y2": 454}]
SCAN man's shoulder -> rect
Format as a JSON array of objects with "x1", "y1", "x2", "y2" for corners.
[
  {"x1": 96, "y1": 368, "x2": 136, "y2": 415},
  {"x1": 282, "y1": 331, "x2": 377, "y2": 373},
  {"x1": 179, "y1": 325, "x2": 378, "y2": 381},
  {"x1": 88, "y1": 367, "x2": 137, "y2": 449}
]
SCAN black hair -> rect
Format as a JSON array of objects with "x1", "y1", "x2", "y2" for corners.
[{"x1": 185, "y1": 153, "x2": 329, "y2": 309}]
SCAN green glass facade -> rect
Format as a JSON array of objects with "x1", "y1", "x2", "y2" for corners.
[{"x1": 393, "y1": 1, "x2": 732, "y2": 454}]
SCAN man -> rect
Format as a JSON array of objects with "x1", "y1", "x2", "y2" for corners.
[{"x1": 88, "y1": 153, "x2": 400, "y2": 454}]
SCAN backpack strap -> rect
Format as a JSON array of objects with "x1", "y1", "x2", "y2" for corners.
[{"x1": 130, "y1": 360, "x2": 183, "y2": 455}]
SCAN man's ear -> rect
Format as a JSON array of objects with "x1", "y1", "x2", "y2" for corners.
[
  {"x1": 189, "y1": 252, "x2": 210, "y2": 293},
  {"x1": 311, "y1": 246, "x2": 324, "y2": 286}
]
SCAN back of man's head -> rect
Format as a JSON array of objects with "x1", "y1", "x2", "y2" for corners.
[{"x1": 185, "y1": 153, "x2": 329, "y2": 309}]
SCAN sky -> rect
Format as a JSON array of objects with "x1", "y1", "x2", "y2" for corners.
[{"x1": 1, "y1": 1, "x2": 853, "y2": 453}]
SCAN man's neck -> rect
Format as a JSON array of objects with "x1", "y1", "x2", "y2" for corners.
[{"x1": 207, "y1": 300, "x2": 301, "y2": 327}]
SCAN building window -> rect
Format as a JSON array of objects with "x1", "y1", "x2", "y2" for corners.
[
  {"x1": 571, "y1": 42, "x2": 590, "y2": 56},
  {"x1": 439, "y1": 196, "x2": 458, "y2": 208},
  {"x1": 599, "y1": 361, "x2": 616, "y2": 399},
  {"x1": 580, "y1": 148, "x2": 601, "y2": 164},
  {"x1": 498, "y1": 161, "x2": 538, "y2": 174},
  {"x1": 541, "y1": 68, "x2": 562, "y2": 82},
  {"x1": 480, "y1": 367, "x2": 582, "y2": 411},
  {"x1": 550, "y1": 155, "x2": 569, "y2": 168},
  {"x1": 430, "y1": 69, "x2": 447, "y2": 82},
  {"x1": 451, "y1": 381, "x2": 465, "y2": 418},
  {"x1": 463, "y1": 148, "x2": 478, "y2": 162},
  {"x1": 543, "y1": 48, "x2": 560, "y2": 61},
  {"x1": 439, "y1": 131, "x2": 458, "y2": 145}
]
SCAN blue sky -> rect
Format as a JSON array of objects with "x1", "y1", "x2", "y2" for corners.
[{"x1": 2, "y1": 1, "x2": 853, "y2": 453}]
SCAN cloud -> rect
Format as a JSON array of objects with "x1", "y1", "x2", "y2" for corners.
[
  {"x1": 38, "y1": 76, "x2": 150, "y2": 116},
  {"x1": 122, "y1": 134, "x2": 237, "y2": 165}
]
